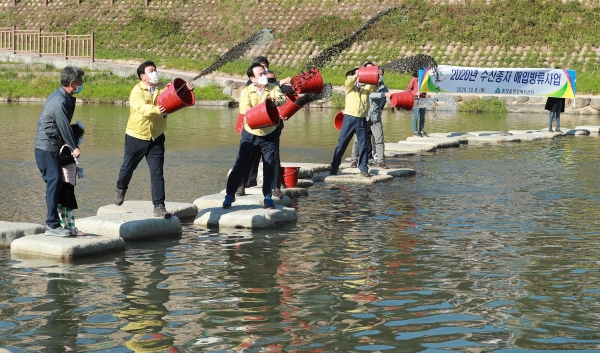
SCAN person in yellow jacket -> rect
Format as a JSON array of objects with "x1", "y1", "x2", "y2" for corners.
[
  {"x1": 223, "y1": 63, "x2": 285, "y2": 209},
  {"x1": 114, "y1": 61, "x2": 194, "y2": 218},
  {"x1": 330, "y1": 65, "x2": 377, "y2": 177}
]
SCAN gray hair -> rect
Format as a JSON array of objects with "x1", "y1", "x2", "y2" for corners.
[{"x1": 60, "y1": 66, "x2": 85, "y2": 87}]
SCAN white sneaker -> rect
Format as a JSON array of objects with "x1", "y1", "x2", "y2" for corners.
[{"x1": 45, "y1": 226, "x2": 72, "y2": 237}]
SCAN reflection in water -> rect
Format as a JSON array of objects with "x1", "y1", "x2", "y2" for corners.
[{"x1": 2, "y1": 104, "x2": 600, "y2": 351}]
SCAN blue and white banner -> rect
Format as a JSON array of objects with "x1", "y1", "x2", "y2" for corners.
[{"x1": 420, "y1": 66, "x2": 576, "y2": 98}]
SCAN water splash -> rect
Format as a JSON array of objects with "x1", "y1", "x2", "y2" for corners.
[
  {"x1": 305, "y1": 7, "x2": 405, "y2": 70},
  {"x1": 381, "y1": 54, "x2": 438, "y2": 75},
  {"x1": 430, "y1": 93, "x2": 457, "y2": 115},
  {"x1": 296, "y1": 83, "x2": 333, "y2": 106},
  {"x1": 192, "y1": 28, "x2": 274, "y2": 81}
]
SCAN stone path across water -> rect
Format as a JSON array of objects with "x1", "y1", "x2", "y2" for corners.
[{"x1": 9, "y1": 127, "x2": 600, "y2": 261}]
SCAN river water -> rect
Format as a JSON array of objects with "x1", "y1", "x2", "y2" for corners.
[{"x1": 2, "y1": 103, "x2": 600, "y2": 352}]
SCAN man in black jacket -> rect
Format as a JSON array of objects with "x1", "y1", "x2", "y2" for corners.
[{"x1": 34, "y1": 66, "x2": 84, "y2": 237}]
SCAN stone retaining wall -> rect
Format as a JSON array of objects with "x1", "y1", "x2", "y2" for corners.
[{"x1": 451, "y1": 94, "x2": 600, "y2": 115}]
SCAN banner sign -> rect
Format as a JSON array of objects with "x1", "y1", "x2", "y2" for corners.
[{"x1": 419, "y1": 66, "x2": 576, "y2": 98}]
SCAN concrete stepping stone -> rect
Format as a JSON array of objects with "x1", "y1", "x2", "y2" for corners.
[
  {"x1": 280, "y1": 162, "x2": 331, "y2": 178},
  {"x1": 366, "y1": 167, "x2": 416, "y2": 177},
  {"x1": 467, "y1": 131, "x2": 512, "y2": 136},
  {"x1": 338, "y1": 165, "x2": 415, "y2": 177},
  {"x1": 10, "y1": 234, "x2": 125, "y2": 261},
  {"x1": 297, "y1": 179, "x2": 314, "y2": 188},
  {"x1": 507, "y1": 130, "x2": 555, "y2": 140},
  {"x1": 384, "y1": 151, "x2": 418, "y2": 157},
  {"x1": 75, "y1": 213, "x2": 182, "y2": 240},
  {"x1": 428, "y1": 132, "x2": 470, "y2": 144},
  {"x1": 97, "y1": 201, "x2": 198, "y2": 219},
  {"x1": 575, "y1": 125, "x2": 600, "y2": 133},
  {"x1": 196, "y1": 193, "x2": 292, "y2": 211},
  {"x1": 405, "y1": 136, "x2": 461, "y2": 148},
  {"x1": 253, "y1": 162, "x2": 331, "y2": 180},
  {"x1": 228, "y1": 186, "x2": 309, "y2": 198},
  {"x1": 385, "y1": 141, "x2": 437, "y2": 153},
  {"x1": 464, "y1": 135, "x2": 522, "y2": 143},
  {"x1": 509, "y1": 133, "x2": 553, "y2": 141},
  {"x1": 0, "y1": 221, "x2": 45, "y2": 248},
  {"x1": 194, "y1": 205, "x2": 297, "y2": 229},
  {"x1": 563, "y1": 128, "x2": 590, "y2": 136},
  {"x1": 313, "y1": 172, "x2": 394, "y2": 184}
]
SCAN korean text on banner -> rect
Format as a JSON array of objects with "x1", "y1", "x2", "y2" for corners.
[{"x1": 419, "y1": 66, "x2": 576, "y2": 98}]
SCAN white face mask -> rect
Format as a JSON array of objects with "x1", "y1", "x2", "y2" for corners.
[
  {"x1": 147, "y1": 71, "x2": 159, "y2": 84},
  {"x1": 257, "y1": 75, "x2": 269, "y2": 86}
]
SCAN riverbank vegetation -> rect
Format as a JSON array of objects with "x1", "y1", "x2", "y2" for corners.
[
  {"x1": 3, "y1": 0, "x2": 600, "y2": 111},
  {"x1": 0, "y1": 63, "x2": 231, "y2": 103}
]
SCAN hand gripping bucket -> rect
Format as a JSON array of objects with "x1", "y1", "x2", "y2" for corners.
[
  {"x1": 281, "y1": 166, "x2": 300, "y2": 188},
  {"x1": 245, "y1": 98, "x2": 281, "y2": 129},
  {"x1": 235, "y1": 113, "x2": 245, "y2": 133},
  {"x1": 277, "y1": 94, "x2": 301, "y2": 120},
  {"x1": 334, "y1": 111, "x2": 344, "y2": 131},
  {"x1": 390, "y1": 91, "x2": 415, "y2": 110},
  {"x1": 291, "y1": 68, "x2": 324, "y2": 94},
  {"x1": 157, "y1": 78, "x2": 196, "y2": 114},
  {"x1": 357, "y1": 66, "x2": 379, "y2": 85}
]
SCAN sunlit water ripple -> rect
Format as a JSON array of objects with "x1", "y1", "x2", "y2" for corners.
[{"x1": 1, "y1": 103, "x2": 600, "y2": 352}]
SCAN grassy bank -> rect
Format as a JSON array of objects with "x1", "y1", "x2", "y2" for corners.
[{"x1": 0, "y1": 63, "x2": 232, "y2": 103}]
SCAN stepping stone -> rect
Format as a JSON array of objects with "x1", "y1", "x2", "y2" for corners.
[
  {"x1": 229, "y1": 186, "x2": 309, "y2": 198},
  {"x1": 97, "y1": 201, "x2": 198, "y2": 219},
  {"x1": 464, "y1": 135, "x2": 522, "y2": 143},
  {"x1": 563, "y1": 128, "x2": 590, "y2": 136},
  {"x1": 75, "y1": 214, "x2": 182, "y2": 240},
  {"x1": 384, "y1": 151, "x2": 418, "y2": 157},
  {"x1": 428, "y1": 132, "x2": 470, "y2": 144},
  {"x1": 0, "y1": 221, "x2": 45, "y2": 248},
  {"x1": 313, "y1": 172, "x2": 394, "y2": 184},
  {"x1": 253, "y1": 162, "x2": 331, "y2": 179},
  {"x1": 196, "y1": 193, "x2": 292, "y2": 211},
  {"x1": 338, "y1": 165, "x2": 415, "y2": 177},
  {"x1": 11, "y1": 234, "x2": 125, "y2": 261},
  {"x1": 296, "y1": 179, "x2": 314, "y2": 188},
  {"x1": 467, "y1": 131, "x2": 512, "y2": 136},
  {"x1": 366, "y1": 167, "x2": 416, "y2": 177},
  {"x1": 281, "y1": 187, "x2": 309, "y2": 198},
  {"x1": 194, "y1": 205, "x2": 297, "y2": 229},
  {"x1": 575, "y1": 125, "x2": 600, "y2": 133},
  {"x1": 405, "y1": 136, "x2": 461, "y2": 148},
  {"x1": 507, "y1": 131, "x2": 555, "y2": 141},
  {"x1": 280, "y1": 162, "x2": 331, "y2": 178},
  {"x1": 385, "y1": 142, "x2": 437, "y2": 153}
]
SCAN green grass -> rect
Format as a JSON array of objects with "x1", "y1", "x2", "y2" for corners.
[
  {"x1": 0, "y1": 64, "x2": 231, "y2": 102},
  {"x1": 458, "y1": 97, "x2": 508, "y2": 114}
]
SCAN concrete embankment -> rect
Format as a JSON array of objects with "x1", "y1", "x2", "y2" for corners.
[{"x1": 2, "y1": 51, "x2": 599, "y2": 115}]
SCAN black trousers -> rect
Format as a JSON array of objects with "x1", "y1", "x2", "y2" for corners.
[
  {"x1": 35, "y1": 148, "x2": 62, "y2": 228},
  {"x1": 227, "y1": 129, "x2": 277, "y2": 197},
  {"x1": 116, "y1": 134, "x2": 166, "y2": 206},
  {"x1": 242, "y1": 123, "x2": 283, "y2": 189}
]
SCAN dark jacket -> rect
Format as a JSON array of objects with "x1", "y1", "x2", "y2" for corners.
[
  {"x1": 545, "y1": 97, "x2": 565, "y2": 113},
  {"x1": 34, "y1": 87, "x2": 78, "y2": 152}
]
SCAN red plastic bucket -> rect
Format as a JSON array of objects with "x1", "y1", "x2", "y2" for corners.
[
  {"x1": 157, "y1": 78, "x2": 196, "y2": 114},
  {"x1": 281, "y1": 166, "x2": 300, "y2": 188},
  {"x1": 277, "y1": 95, "x2": 302, "y2": 120},
  {"x1": 390, "y1": 91, "x2": 415, "y2": 110},
  {"x1": 334, "y1": 111, "x2": 344, "y2": 130},
  {"x1": 235, "y1": 113, "x2": 245, "y2": 133},
  {"x1": 245, "y1": 98, "x2": 281, "y2": 129},
  {"x1": 291, "y1": 68, "x2": 324, "y2": 94},
  {"x1": 357, "y1": 66, "x2": 379, "y2": 85}
]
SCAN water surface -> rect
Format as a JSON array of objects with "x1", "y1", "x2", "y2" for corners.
[{"x1": 1, "y1": 103, "x2": 600, "y2": 352}]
